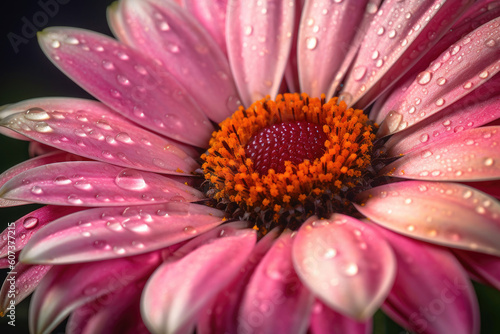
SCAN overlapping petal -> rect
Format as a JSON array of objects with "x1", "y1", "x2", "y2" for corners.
[
  {"x1": 141, "y1": 229, "x2": 256, "y2": 334},
  {"x1": 0, "y1": 97, "x2": 200, "y2": 174},
  {"x1": 226, "y1": 0, "x2": 295, "y2": 106},
  {"x1": 239, "y1": 230, "x2": 314, "y2": 334},
  {"x1": 19, "y1": 203, "x2": 223, "y2": 264},
  {"x1": 381, "y1": 126, "x2": 500, "y2": 181},
  {"x1": 355, "y1": 181, "x2": 500, "y2": 256},
  {"x1": 455, "y1": 250, "x2": 500, "y2": 290},
  {"x1": 0, "y1": 161, "x2": 203, "y2": 206},
  {"x1": 113, "y1": 0, "x2": 240, "y2": 122},
  {"x1": 309, "y1": 300, "x2": 371, "y2": 334},
  {"x1": 377, "y1": 227, "x2": 479, "y2": 334},
  {"x1": 37, "y1": 27, "x2": 214, "y2": 147},
  {"x1": 29, "y1": 252, "x2": 160, "y2": 334},
  {"x1": 292, "y1": 214, "x2": 396, "y2": 320}
]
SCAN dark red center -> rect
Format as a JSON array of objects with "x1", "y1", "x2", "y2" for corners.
[{"x1": 245, "y1": 121, "x2": 328, "y2": 175}]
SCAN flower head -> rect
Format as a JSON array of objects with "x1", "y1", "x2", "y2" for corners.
[{"x1": 0, "y1": 0, "x2": 499, "y2": 333}]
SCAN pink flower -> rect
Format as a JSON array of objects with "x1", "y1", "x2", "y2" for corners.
[{"x1": 0, "y1": 0, "x2": 499, "y2": 333}]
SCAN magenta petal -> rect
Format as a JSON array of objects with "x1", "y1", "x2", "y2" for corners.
[
  {"x1": 226, "y1": 0, "x2": 294, "y2": 106},
  {"x1": 0, "y1": 205, "x2": 84, "y2": 257},
  {"x1": 0, "y1": 97, "x2": 199, "y2": 174},
  {"x1": 455, "y1": 250, "x2": 500, "y2": 290},
  {"x1": 141, "y1": 229, "x2": 256, "y2": 334},
  {"x1": 297, "y1": 0, "x2": 368, "y2": 97},
  {"x1": 292, "y1": 214, "x2": 396, "y2": 320},
  {"x1": 355, "y1": 181, "x2": 500, "y2": 256},
  {"x1": 376, "y1": 227, "x2": 479, "y2": 334},
  {"x1": 197, "y1": 229, "x2": 278, "y2": 334},
  {"x1": 37, "y1": 27, "x2": 213, "y2": 147},
  {"x1": 376, "y1": 16, "x2": 500, "y2": 136},
  {"x1": 184, "y1": 0, "x2": 228, "y2": 55},
  {"x1": 381, "y1": 126, "x2": 500, "y2": 181},
  {"x1": 0, "y1": 263, "x2": 51, "y2": 314},
  {"x1": 309, "y1": 300, "x2": 371, "y2": 334},
  {"x1": 19, "y1": 203, "x2": 223, "y2": 264},
  {"x1": 0, "y1": 161, "x2": 203, "y2": 206},
  {"x1": 341, "y1": 0, "x2": 471, "y2": 108},
  {"x1": 29, "y1": 252, "x2": 160, "y2": 334},
  {"x1": 0, "y1": 151, "x2": 85, "y2": 207},
  {"x1": 239, "y1": 230, "x2": 314, "y2": 334},
  {"x1": 116, "y1": 0, "x2": 240, "y2": 122},
  {"x1": 384, "y1": 77, "x2": 500, "y2": 157}
]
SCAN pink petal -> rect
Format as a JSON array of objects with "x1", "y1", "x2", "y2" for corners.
[
  {"x1": 341, "y1": 0, "x2": 471, "y2": 108},
  {"x1": 183, "y1": 0, "x2": 228, "y2": 55},
  {"x1": 20, "y1": 203, "x2": 224, "y2": 264},
  {"x1": 0, "y1": 98, "x2": 199, "y2": 174},
  {"x1": 355, "y1": 181, "x2": 500, "y2": 256},
  {"x1": 462, "y1": 180, "x2": 500, "y2": 200},
  {"x1": 384, "y1": 77, "x2": 500, "y2": 157},
  {"x1": 376, "y1": 16, "x2": 500, "y2": 136},
  {"x1": 239, "y1": 230, "x2": 314, "y2": 334},
  {"x1": 309, "y1": 300, "x2": 372, "y2": 334},
  {"x1": 283, "y1": 0, "x2": 304, "y2": 93},
  {"x1": 0, "y1": 205, "x2": 84, "y2": 256},
  {"x1": 376, "y1": 227, "x2": 479, "y2": 334},
  {"x1": 115, "y1": 0, "x2": 240, "y2": 123},
  {"x1": 197, "y1": 229, "x2": 278, "y2": 334},
  {"x1": 226, "y1": 0, "x2": 295, "y2": 106},
  {"x1": 0, "y1": 161, "x2": 203, "y2": 206},
  {"x1": 141, "y1": 229, "x2": 256, "y2": 334},
  {"x1": 29, "y1": 252, "x2": 160, "y2": 334},
  {"x1": 66, "y1": 281, "x2": 149, "y2": 334},
  {"x1": 381, "y1": 126, "x2": 500, "y2": 181},
  {"x1": 455, "y1": 250, "x2": 500, "y2": 290},
  {"x1": 292, "y1": 214, "x2": 396, "y2": 320},
  {"x1": 297, "y1": 0, "x2": 369, "y2": 97},
  {"x1": 0, "y1": 151, "x2": 85, "y2": 207},
  {"x1": 0, "y1": 263, "x2": 51, "y2": 314},
  {"x1": 37, "y1": 27, "x2": 213, "y2": 147}
]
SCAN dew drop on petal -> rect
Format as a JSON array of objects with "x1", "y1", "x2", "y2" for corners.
[
  {"x1": 31, "y1": 186, "x2": 43, "y2": 195},
  {"x1": 416, "y1": 71, "x2": 432, "y2": 85},
  {"x1": 484, "y1": 158, "x2": 494, "y2": 166},
  {"x1": 115, "y1": 169, "x2": 147, "y2": 190},
  {"x1": 54, "y1": 176, "x2": 71, "y2": 185},
  {"x1": 22, "y1": 217, "x2": 38, "y2": 229},
  {"x1": 67, "y1": 195, "x2": 83, "y2": 205},
  {"x1": 183, "y1": 226, "x2": 197, "y2": 234},
  {"x1": 34, "y1": 122, "x2": 53, "y2": 133},
  {"x1": 343, "y1": 263, "x2": 359, "y2": 276},
  {"x1": 322, "y1": 248, "x2": 337, "y2": 259},
  {"x1": 115, "y1": 132, "x2": 132, "y2": 143},
  {"x1": 305, "y1": 36, "x2": 318, "y2": 50},
  {"x1": 24, "y1": 108, "x2": 50, "y2": 121}
]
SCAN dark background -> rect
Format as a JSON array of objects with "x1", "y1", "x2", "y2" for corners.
[{"x1": 0, "y1": 1, "x2": 499, "y2": 333}]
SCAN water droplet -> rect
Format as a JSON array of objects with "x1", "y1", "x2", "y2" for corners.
[
  {"x1": 67, "y1": 195, "x2": 83, "y2": 205},
  {"x1": 244, "y1": 25, "x2": 253, "y2": 36},
  {"x1": 183, "y1": 226, "x2": 197, "y2": 234},
  {"x1": 122, "y1": 221, "x2": 150, "y2": 233},
  {"x1": 25, "y1": 108, "x2": 50, "y2": 121},
  {"x1": 421, "y1": 150, "x2": 432, "y2": 158},
  {"x1": 420, "y1": 133, "x2": 429, "y2": 142},
  {"x1": 74, "y1": 181, "x2": 92, "y2": 190},
  {"x1": 371, "y1": 50, "x2": 379, "y2": 60},
  {"x1": 352, "y1": 66, "x2": 367, "y2": 81},
  {"x1": 343, "y1": 263, "x2": 358, "y2": 276},
  {"x1": 463, "y1": 81, "x2": 473, "y2": 89},
  {"x1": 23, "y1": 217, "x2": 38, "y2": 229},
  {"x1": 405, "y1": 198, "x2": 412, "y2": 204},
  {"x1": 159, "y1": 21, "x2": 170, "y2": 31},
  {"x1": 407, "y1": 224, "x2": 416, "y2": 232},
  {"x1": 116, "y1": 51, "x2": 129, "y2": 60},
  {"x1": 115, "y1": 169, "x2": 147, "y2": 190},
  {"x1": 437, "y1": 77, "x2": 447, "y2": 86},
  {"x1": 167, "y1": 43, "x2": 180, "y2": 53},
  {"x1": 305, "y1": 37, "x2": 318, "y2": 50},
  {"x1": 81, "y1": 231, "x2": 91, "y2": 237},
  {"x1": 113, "y1": 246, "x2": 126, "y2": 254},
  {"x1": 322, "y1": 248, "x2": 337, "y2": 259},
  {"x1": 388, "y1": 29, "x2": 397, "y2": 38},
  {"x1": 50, "y1": 40, "x2": 61, "y2": 48},
  {"x1": 435, "y1": 98, "x2": 445, "y2": 106},
  {"x1": 463, "y1": 190, "x2": 472, "y2": 199},
  {"x1": 54, "y1": 176, "x2": 71, "y2": 185},
  {"x1": 366, "y1": 2, "x2": 378, "y2": 14},
  {"x1": 115, "y1": 132, "x2": 132, "y2": 143},
  {"x1": 451, "y1": 45, "x2": 461, "y2": 55},
  {"x1": 485, "y1": 39, "x2": 496, "y2": 47},
  {"x1": 117, "y1": 75, "x2": 130, "y2": 86},
  {"x1": 479, "y1": 70, "x2": 489, "y2": 79},
  {"x1": 34, "y1": 122, "x2": 53, "y2": 133},
  {"x1": 377, "y1": 27, "x2": 385, "y2": 35},
  {"x1": 484, "y1": 158, "x2": 494, "y2": 166},
  {"x1": 476, "y1": 206, "x2": 486, "y2": 214},
  {"x1": 417, "y1": 71, "x2": 432, "y2": 85},
  {"x1": 31, "y1": 186, "x2": 43, "y2": 195}
]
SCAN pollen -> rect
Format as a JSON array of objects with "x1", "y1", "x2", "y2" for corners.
[{"x1": 201, "y1": 93, "x2": 376, "y2": 231}]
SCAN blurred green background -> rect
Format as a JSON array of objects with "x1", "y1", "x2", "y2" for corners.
[{"x1": 0, "y1": 1, "x2": 499, "y2": 333}]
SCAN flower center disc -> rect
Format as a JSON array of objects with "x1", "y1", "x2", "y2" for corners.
[
  {"x1": 245, "y1": 121, "x2": 329, "y2": 175},
  {"x1": 201, "y1": 93, "x2": 376, "y2": 232}
]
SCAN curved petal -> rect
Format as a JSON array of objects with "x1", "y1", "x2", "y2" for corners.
[
  {"x1": 0, "y1": 98, "x2": 199, "y2": 174},
  {"x1": 0, "y1": 205, "x2": 84, "y2": 256},
  {"x1": 29, "y1": 252, "x2": 160, "y2": 334},
  {"x1": 376, "y1": 227, "x2": 479, "y2": 334},
  {"x1": 384, "y1": 77, "x2": 500, "y2": 157},
  {"x1": 115, "y1": 0, "x2": 240, "y2": 122},
  {"x1": 0, "y1": 161, "x2": 203, "y2": 206},
  {"x1": 309, "y1": 300, "x2": 372, "y2": 334},
  {"x1": 141, "y1": 229, "x2": 256, "y2": 334},
  {"x1": 66, "y1": 281, "x2": 149, "y2": 334},
  {"x1": 355, "y1": 181, "x2": 500, "y2": 256},
  {"x1": 0, "y1": 151, "x2": 85, "y2": 207},
  {"x1": 298, "y1": 0, "x2": 369, "y2": 97},
  {"x1": 183, "y1": 0, "x2": 228, "y2": 55},
  {"x1": 37, "y1": 27, "x2": 213, "y2": 147},
  {"x1": 292, "y1": 214, "x2": 396, "y2": 320},
  {"x1": 239, "y1": 230, "x2": 314, "y2": 334},
  {"x1": 19, "y1": 203, "x2": 223, "y2": 264},
  {"x1": 341, "y1": 0, "x2": 472, "y2": 108},
  {"x1": 0, "y1": 263, "x2": 51, "y2": 315},
  {"x1": 226, "y1": 0, "x2": 295, "y2": 106},
  {"x1": 455, "y1": 250, "x2": 500, "y2": 290},
  {"x1": 461, "y1": 180, "x2": 500, "y2": 200},
  {"x1": 197, "y1": 228, "x2": 278, "y2": 334},
  {"x1": 376, "y1": 16, "x2": 500, "y2": 136},
  {"x1": 381, "y1": 126, "x2": 500, "y2": 181}
]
